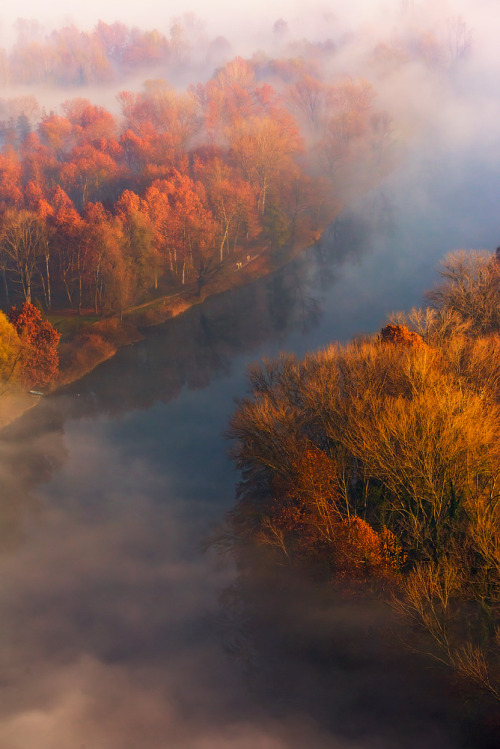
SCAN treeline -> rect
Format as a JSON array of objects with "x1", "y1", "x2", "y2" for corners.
[
  {"x1": 0, "y1": 18, "x2": 228, "y2": 86},
  {"x1": 0, "y1": 13, "x2": 472, "y2": 88},
  {"x1": 0, "y1": 58, "x2": 393, "y2": 315},
  {"x1": 226, "y1": 249, "x2": 500, "y2": 701},
  {"x1": 0, "y1": 302, "x2": 59, "y2": 390}
]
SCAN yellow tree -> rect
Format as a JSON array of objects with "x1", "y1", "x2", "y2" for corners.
[{"x1": 0, "y1": 311, "x2": 21, "y2": 391}]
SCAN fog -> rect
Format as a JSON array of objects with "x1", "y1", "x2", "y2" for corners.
[
  {"x1": 0, "y1": 0, "x2": 500, "y2": 746},
  {"x1": 0, "y1": 1, "x2": 400, "y2": 47},
  {"x1": 2, "y1": 0, "x2": 500, "y2": 150},
  {"x1": 0, "y1": 187, "x2": 499, "y2": 747},
  {"x1": 1, "y1": 0, "x2": 498, "y2": 162},
  {"x1": 0, "y1": 393, "x2": 490, "y2": 749}
]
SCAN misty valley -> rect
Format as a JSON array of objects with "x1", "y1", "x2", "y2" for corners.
[{"x1": 0, "y1": 2, "x2": 499, "y2": 748}]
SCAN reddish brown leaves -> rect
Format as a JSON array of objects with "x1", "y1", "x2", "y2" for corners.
[
  {"x1": 8, "y1": 302, "x2": 60, "y2": 387},
  {"x1": 263, "y1": 447, "x2": 402, "y2": 576},
  {"x1": 380, "y1": 323, "x2": 425, "y2": 348}
]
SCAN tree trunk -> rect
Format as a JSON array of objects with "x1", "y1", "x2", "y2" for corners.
[{"x1": 2, "y1": 268, "x2": 9, "y2": 305}]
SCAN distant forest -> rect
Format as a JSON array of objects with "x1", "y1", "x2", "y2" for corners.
[
  {"x1": 0, "y1": 12, "x2": 472, "y2": 391},
  {"x1": 0, "y1": 15, "x2": 470, "y2": 87},
  {"x1": 0, "y1": 61, "x2": 392, "y2": 316},
  {"x1": 0, "y1": 11, "x2": 472, "y2": 316}
]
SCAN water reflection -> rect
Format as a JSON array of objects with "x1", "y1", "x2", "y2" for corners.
[
  {"x1": 0, "y1": 212, "x2": 365, "y2": 557},
  {"x1": 0, "y1": 175, "x2": 498, "y2": 747},
  {"x1": 51, "y1": 211, "x2": 370, "y2": 421}
]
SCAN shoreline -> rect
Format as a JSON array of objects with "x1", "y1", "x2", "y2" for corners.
[
  {"x1": 0, "y1": 159, "x2": 398, "y2": 431},
  {"x1": 0, "y1": 236, "x2": 319, "y2": 431}
]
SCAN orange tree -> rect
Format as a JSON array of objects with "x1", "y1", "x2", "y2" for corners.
[{"x1": 8, "y1": 302, "x2": 60, "y2": 387}]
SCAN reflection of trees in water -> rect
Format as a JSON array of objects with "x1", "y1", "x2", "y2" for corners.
[
  {"x1": 0, "y1": 202, "x2": 391, "y2": 549},
  {"x1": 61, "y1": 225, "x2": 371, "y2": 420},
  {"x1": 266, "y1": 266, "x2": 321, "y2": 335}
]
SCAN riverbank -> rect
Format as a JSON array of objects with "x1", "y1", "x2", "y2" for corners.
[
  {"x1": 0, "y1": 235, "x2": 320, "y2": 430},
  {"x1": 55, "y1": 242, "x2": 282, "y2": 385},
  {"x1": 0, "y1": 141, "x2": 404, "y2": 431}
]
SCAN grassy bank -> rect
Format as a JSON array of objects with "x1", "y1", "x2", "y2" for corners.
[
  {"x1": 0, "y1": 238, "x2": 308, "y2": 430},
  {"x1": 50, "y1": 238, "x2": 314, "y2": 391}
]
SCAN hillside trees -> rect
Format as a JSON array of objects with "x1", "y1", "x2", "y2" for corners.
[
  {"x1": 228, "y1": 314, "x2": 500, "y2": 573},
  {"x1": 228, "y1": 335, "x2": 499, "y2": 567}
]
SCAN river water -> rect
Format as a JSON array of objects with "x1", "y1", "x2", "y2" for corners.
[{"x1": 0, "y1": 144, "x2": 499, "y2": 748}]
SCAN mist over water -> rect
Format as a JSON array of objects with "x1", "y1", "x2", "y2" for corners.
[
  {"x1": 0, "y1": 0, "x2": 500, "y2": 746},
  {"x1": 0, "y1": 151, "x2": 499, "y2": 746}
]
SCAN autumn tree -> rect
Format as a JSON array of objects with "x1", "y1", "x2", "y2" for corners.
[
  {"x1": 286, "y1": 74, "x2": 327, "y2": 136},
  {"x1": 119, "y1": 81, "x2": 200, "y2": 157},
  {"x1": 0, "y1": 310, "x2": 21, "y2": 390},
  {"x1": 198, "y1": 57, "x2": 257, "y2": 138},
  {"x1": 45, "y1": 186, "x2": 85, "y2": 310},
  {"x1": 60, "y1": 143, "x2": 120, "y2": 208},
  {"x1": 37, "y1": 113, "x2": 74, "y2": 160},
  {"x1": 0, "y1": 147, "x2": 23, "y2": 208},
  {"x1": 195, "y1": 155, "x2": 258, "y2": 260},
  {"x1": 115, "y1": 189, "x2": 160, "y2": 294},
  {"x1": 8, "y1": 302, "x2": 60, "y2": 387},
  {"x1": 0, "y1": 209, "x2": 47, "y2": 304},
  {"x1": 229, "y1": 113, "x2": 302, "y2": 218},
  {"x1": 62, "y1": 99, "x2": 117, "y2": 141},
  {"x1": 144, "y1": 171, "x2": 216, "y2": 286},
  {"x1": 427, "y1": 249, "x2": 500, "y2": 334},
  {"x1": 82, "y1": 202, "x2": 129, "y2": 314}
]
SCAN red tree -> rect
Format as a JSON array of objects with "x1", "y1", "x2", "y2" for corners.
[{"x1": 8, "y1": 302, "x2": 60, "y2": 387}]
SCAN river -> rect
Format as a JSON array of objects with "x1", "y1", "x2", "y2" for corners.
[{"x1": 0, "y1": 142, "x2": 499, "y2": 748}]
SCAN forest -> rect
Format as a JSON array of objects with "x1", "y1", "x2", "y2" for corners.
[
  {"x1": 225, "y1": 248, "x2": 500, "y2": 703},
  {"x1": 0, "y1": 31, "x2": 401, "y2": 318},
  {"x1": 0, "y1": 7, "x2": 473, "y2": 392},
  {"x1": 1, "y1": 4, "x2": 500, "y2": 748},
  {"x1": 1, "y1": 4, "x2": 493, "y2": 682}
]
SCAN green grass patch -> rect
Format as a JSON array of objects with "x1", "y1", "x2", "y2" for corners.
[{"x1": 47, "y1": 313, "x2": 100, "y2": 339}]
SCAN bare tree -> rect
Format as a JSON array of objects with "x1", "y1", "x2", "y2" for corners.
[
  {"x1": 0, "y1": 209, "x2": 46, "y2": 304},
  {"x1": 426, "y1": 250, "x2": 500, "y2": 333}
]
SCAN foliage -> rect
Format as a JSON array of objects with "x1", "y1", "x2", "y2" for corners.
[
  {"x1": 0, "y1": 309, "x2": 21, "y2": 388},
  {"x1": 227, "y1": 262, "x2": 500, "y2": 700},
  {"x1": 0, "y1": 39, "x2": 395, "y2": 315},
  {"x1": 8, "y1": 301, "x2": 60, "y2": 387},
  {"x1": 426, "y1": 250, "x2": 500, "y2": 334}
]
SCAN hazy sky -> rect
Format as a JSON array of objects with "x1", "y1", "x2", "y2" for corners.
[
  {"x1": 0, "y1": 0, "x2": 405, "y2": 46},
  {"x1": 0, "y1": 0, "x2": 495, "y2": 60},
  {"x1": 1, "y1": 0, "x2": 385, "y2": 27},
  {"x1": 1, "y1": 0, "x2": 486, "y2": 29}
]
